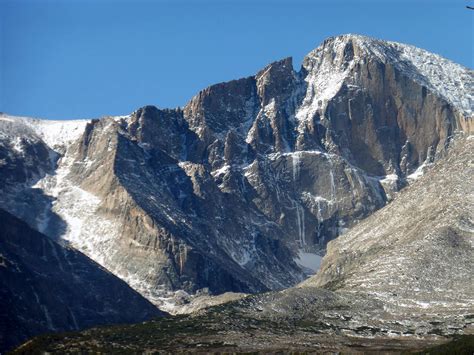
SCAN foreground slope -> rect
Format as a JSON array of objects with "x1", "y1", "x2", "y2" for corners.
[
  {"x1": 1, "y1": 34, "x2": 473, "y2": 311},
  {"x1": 0, "y1": 209, "x2": 165, "y2": 353},
  {"x1": 15, "y1": 134, "x2": 473, "y2": 353},
  {"x1": 308, "y1": 139, "x2": 474, "y2": 314}
]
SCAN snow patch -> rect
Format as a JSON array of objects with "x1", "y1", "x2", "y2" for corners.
[
  {"x1": 32, "y1": 152, "x2": 120, "y2": 268},
  {"x1": 380, "y1": 174, "x2": 398, "y2": 184},
  {"x1": 24, "y1": 119, "x2": 89, "y2": 150},
  {"x1": 0, "y1": 114, "x2": 89, "y2": 151},
  {"x1": 407, "y1": 162, "x2": 431, "y2": 181},
  {"x1": 211, "y1": 164, "x2": 230, "y2": 177},
  {"x1": 296, "y1": 36, "x2": 357, "y2": 129},
  {"x1": 11, "y1": 137, "x2": 25, "y2": 154},
  {"x1": 295, "y1": 250, "x2": 323, "y2": 273}
]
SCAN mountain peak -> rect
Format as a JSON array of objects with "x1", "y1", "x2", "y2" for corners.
[
  {"x1": 302, "y1": 34, "x2": 474, "y2": 118},
  {"x1": 1, "y1": 35, "x2": 473, "y2": 340}
]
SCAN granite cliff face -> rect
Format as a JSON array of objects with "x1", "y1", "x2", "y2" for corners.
[
  {"x1": 16, "y1": 135, "x2": 473, "y2": 353},
  {"x1": 0, "y1": 34, "x2": 472, "y2": 313},
  {"x1": 0, "y1": 209, "x2": 165, "y2": 353}
]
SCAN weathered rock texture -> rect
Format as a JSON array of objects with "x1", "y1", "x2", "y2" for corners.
[
  {"x1": 307, "y1": 135, "x2": 474, "y2": 317},
  {"x1": 16, "y1": 135, "x2": 473, "y2": 353},
  {"x1": 0, "y1": 34, "x2": 472, "y2": 311}
]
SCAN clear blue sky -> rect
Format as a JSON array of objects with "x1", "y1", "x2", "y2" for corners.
[{"x1": 1, "y1": 0, "x2": 473, "y2": 119}]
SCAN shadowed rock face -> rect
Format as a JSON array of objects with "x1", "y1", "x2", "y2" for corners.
[
  {"x1": 13, "y1": 136, "x2": 473, "y2": 353},
  {"x1": 0, "y1": 209, "x2": 165, "y2": 353},
  {"x1": 0, "y1": 34, "x2": 472, "y2": 310},
  {"x1": 0, "y1": 119, "x2": 60, "y2": 230}
]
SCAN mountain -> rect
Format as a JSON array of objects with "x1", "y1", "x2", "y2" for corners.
[
  {"x1": 0, "y1": 208, "x2": 166, "y2": 353},
  {"x1": 14, "y1": 134, "x2": 473, "y2": 353},
  {"x1": 0, "y1": 34, "x2": 472, "y2": 316}
]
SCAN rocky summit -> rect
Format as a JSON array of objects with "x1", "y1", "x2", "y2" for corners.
[{"x1": 0, "y1": 34, "x2": 473, "y2": 352}]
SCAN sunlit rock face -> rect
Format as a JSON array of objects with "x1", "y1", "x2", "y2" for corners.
[{"x1": 0, "y1": 34, "x2": 472, "y2": 312}]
